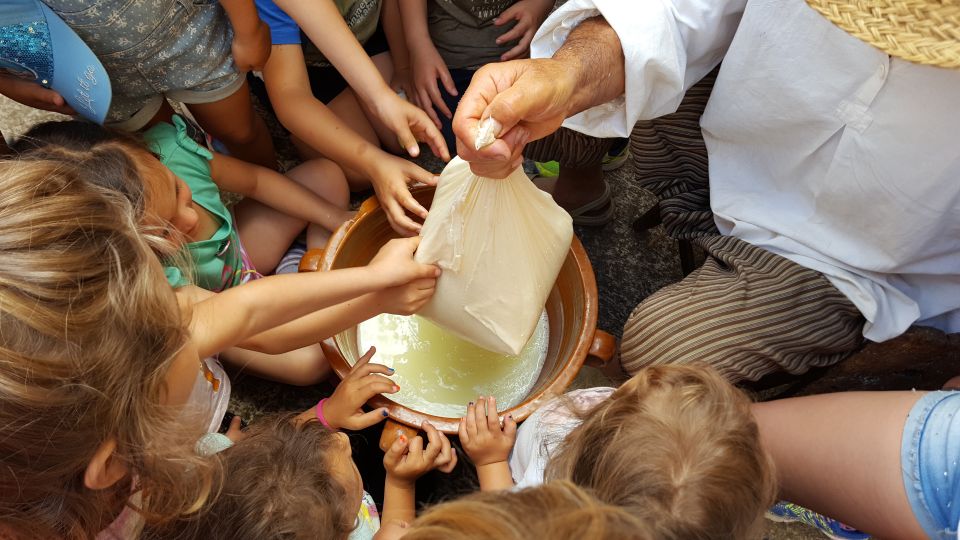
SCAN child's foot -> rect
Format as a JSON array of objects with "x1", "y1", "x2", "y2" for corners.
[{"x1": 766, "y1": 501, "x2": 870, "y2": 540}]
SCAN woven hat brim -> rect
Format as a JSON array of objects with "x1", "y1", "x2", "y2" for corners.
[{"x1": 806, "y1": 0, "x2": 960, "y2": 69}]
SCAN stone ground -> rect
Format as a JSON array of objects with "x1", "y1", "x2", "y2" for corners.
[{"x1": 4, "y1": 94, "x2": 958, "y2": 539}]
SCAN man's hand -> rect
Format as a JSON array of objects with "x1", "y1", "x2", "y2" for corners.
[
  {"x1": 452, "y1": 59, "x2": 574, "y2": 178},
  {"x1": 494, "y1": 0, "x2": 553, "y2": 61},
  {"x1": 0, "y1": 75, "x2": 76, "y2": 116},
  {"x1": 322, "y1": 347, "x2": 397, "y2": 430},
  {"x1": 231, "y1": 19, "x2": 272, "y2": 72}
]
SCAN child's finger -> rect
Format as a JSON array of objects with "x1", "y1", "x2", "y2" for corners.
[
  {"x1": 486, "y1": 395, "x2": 501, "y2": 432},
  {"x1": 465, "y1": 399, "x2": 479, "y2": 437},
  {"x1": 436, "y1": 428, "x2": 453, "y2": 465},
  {"x1": 399, "y1": 191, "x2": 429, "y2": 220},
  {"x1": 349, "y1": 407, "x2": 391, "y2": 430},
  {"x1": 384, "y1": 432, "x2": 410, "y2": 468},
  {"x1": 457, "y1": 415, "x2": 470, "y2": 445},
  {"x1": 411, "y1": 114, "x2": 451, "y2": 162},
  {"x1": 474, "y1": 395, "x2": 490, "y2": 433},
  {"x1": 384, "y1": 199, "x2": 422, "y2": 236},
  {"x1": 408, "y1": 434, "x2": 425, "y2": 459},
  {"x1": 406, "y1": 163, "x2": 440, "y2": 187},
  {"x1": 362, "y1": 375, "x2": 400, "y2": 397},
  {"x1": 421, "y1": 422, "x2": 443, "y2": 463},
  {"x1": 496, "y1": 19, "x2": 528, "y2": 45},
  {"x1": 352, "y1": 360, "x2": 393, "y2": 378},
  {"x1": 351, "y1": 347, "x2": 376, "y2": 372},
  {"x1": 417, "y1": 87, "x2": 442, "y2": 128},
  {"x1": 493, "y1": 3, "x2": 522, "y2": 26},
  {"x1": 504, "y1": 414, "x2": 518, "y2": 439},
  {"x1": 500, "y1": 33, "x2": 534, "y2": 62},
  {"x1": 438, "y1": 67, "x2": 459, "y2": 98},
  {"x1": 396, "y1": 123, "x2": 421, "y2": 159},
  {"x1": 427, "y1": 78, "x2": 453, "y2": 120},
  {"x1": 225, "y1": 415, "x2": 245, "y2": 442},
  {"x1": 438, "y1": 445, "x2": 458, "y2": 473}
]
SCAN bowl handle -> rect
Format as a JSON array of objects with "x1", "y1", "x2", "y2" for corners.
[
  {"x1": 298, "y1": 248, "x2": 325, "y2": 273},
  {"x1": 298, "y1": 197, "x2": 381, "y2": 273},
  {"x1": 380, "y1": 419, "x2": 421, "y2": 452},
  {"x1": 585, "y1": 330, "x2": 617, "y2": 367}
]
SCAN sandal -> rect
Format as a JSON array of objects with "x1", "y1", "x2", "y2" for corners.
[{"x1": 532, "y1": 176, "x2": 615, "y2": 227}]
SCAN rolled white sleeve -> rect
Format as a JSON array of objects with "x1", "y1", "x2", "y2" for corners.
[{"x1": 530, "y1": 0, "x2": 747, "y2": 137}]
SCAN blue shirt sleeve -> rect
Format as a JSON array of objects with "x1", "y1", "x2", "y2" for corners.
[{"x1": 254, "y1": 0, "x2": 302, "y2": 45}]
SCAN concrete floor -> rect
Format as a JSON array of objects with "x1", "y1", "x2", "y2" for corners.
[{"x1": 1, "y1": 94, "x2": 830, "y2": 539}]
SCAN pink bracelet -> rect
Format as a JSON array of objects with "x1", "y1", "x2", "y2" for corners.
[{"x1": 315, "y1": 398, "x2": 333, "y2": 429}]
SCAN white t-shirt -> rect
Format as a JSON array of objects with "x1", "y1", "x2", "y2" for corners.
[
  {"x1": 509, "y1": 387, "x2": 614, "y2": 488},
  {"x1": 532, "y1": 0, "x2": 960, "y2": 343}
]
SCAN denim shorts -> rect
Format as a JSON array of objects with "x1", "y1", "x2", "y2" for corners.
[
  {"x1": 902, "y1": 390, "x2": 960, "y2": 539},
  {"x1": 42, "y1": 0, "x2": 241, "y2": 129}
]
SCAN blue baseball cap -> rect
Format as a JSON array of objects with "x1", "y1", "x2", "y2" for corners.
[{"x1": 0, "y1": 0, "x2": 111, "y2": 124}]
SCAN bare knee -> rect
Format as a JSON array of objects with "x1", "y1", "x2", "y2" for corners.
[{"x1": 289, "y1": 159, "x2": 350, "y2": 208}]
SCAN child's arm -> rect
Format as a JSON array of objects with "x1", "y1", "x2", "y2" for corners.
[
  {"x1": 0, "y1": 75, "x2": 76, "y2": 116},
  {"x1": 208, "y1": 152, "x2": 352, "y2": 233},
  {"x1": 399, "y1": 0, "x2": 458, "y2": 128},
  {"x1": 261, "y1": 46, "x2": 438, "y2": 236},
  {"x1": 272, "y1": 0, "x2": 448, "y2": 161},
  {"x1": 459, "y1": 396, "x2": 518, "y2": 491},
  {"x1": 382, "y1": 421, "x2": 458, "y2": 525},
  {"x1": 381, "y1": 0, "x2": 415, "y2": 101},
  {"x1": 492, "y1": 0, "x2": 554, "y2": 61},
  {"x1": 221, "y1": 0, "x2": 272, "y2": 71},
  {"x1": 187, "y1": 237, "x2": 439, "y2": 357},
  {"x1": 179, "y1": 274, "x2": 436, "y2": 354}
]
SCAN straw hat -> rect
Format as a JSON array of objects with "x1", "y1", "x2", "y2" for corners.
[{"x1": 805, "y1": 0, "x2": 960, "y2": 68}]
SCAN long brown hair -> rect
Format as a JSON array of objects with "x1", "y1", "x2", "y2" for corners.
[
  {"x1": 545, "y1": 365, "x2": 777, "y2": 539},
  {"x1": 0, "y1": 159, "x2": 216, "y2": 537},
  {"x1": 404, "y1": 480, "x2": 651, "y2": 540}
]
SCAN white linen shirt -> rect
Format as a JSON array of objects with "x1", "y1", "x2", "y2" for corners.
[{"x1": 531, "y1": 0, "x2": 960, "y2": 341}]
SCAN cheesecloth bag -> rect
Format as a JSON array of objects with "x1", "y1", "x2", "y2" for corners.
[{"x1": 414, "y1": 156, "x2": 573, "y2": 355}]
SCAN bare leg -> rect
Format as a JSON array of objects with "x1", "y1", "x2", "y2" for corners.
[
  {"x1": 187, "y1": 79, "x2": 277, "y2": 169},
  {"x1": 234, "y1": 158, "x2": 350, "y2": 273},
  {"x1": 222, "y1": 345, "x2": 331, "y2": 386},
  {"x1": 752, "y1": 392, "x2": 928, "y2": 538}
]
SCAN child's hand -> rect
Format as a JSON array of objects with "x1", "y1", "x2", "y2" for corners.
[
  {"x1": 0, "y1": 75, "x2": 76, "y2": 116},
  {"x1": 384, "y1": 421, "x2": 458, "y2": 485},
  {"x1": 494, "y1": 0, "x2": 553, "y2": 61},
  {"x1": 368, "y1": 157, "x2": 439, "y2": 236},
  {"x1": 410, "y1": 44, "x2": 458, "y2": 127},
  {"x1": 371, "y1": 91, "x2": 450, "y2": 162},
  {"x1": 458, "y1": 396, "x2": 517, "y2": 466},
  {"x1": 322, "y1": 347, "x2": 398, "y2": 430},
  {"x1": 368, "y1": 237, "x2": 441, "y2": 287},
  {"x1": 375, "y1": 277, "x2": 438, "y2": 316},
  {"x1": 231, "y1": 19, "x2": 272, "y2": 72}
]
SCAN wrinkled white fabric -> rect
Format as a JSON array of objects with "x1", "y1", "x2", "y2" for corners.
[
  {"x1": 531, "y1": 0, "x2": 960, "y2": 342},
  {"x1": 415, "y1": 157, "x2": 573, "y2": 355}
]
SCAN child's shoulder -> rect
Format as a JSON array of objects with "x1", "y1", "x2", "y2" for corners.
[{"x1": 144, "y1": 115, "x2": 214, "y2": 172}]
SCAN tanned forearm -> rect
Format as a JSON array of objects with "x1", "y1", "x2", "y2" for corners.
[{"x1": 552, "y1": 16, "x2": 626, "y2": 117}]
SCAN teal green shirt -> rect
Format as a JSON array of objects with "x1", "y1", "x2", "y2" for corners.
[{"x1": 145, "y1": 116, "x2": 255, "y2": 291}]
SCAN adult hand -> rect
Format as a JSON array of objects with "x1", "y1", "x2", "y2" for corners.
[
  {"x1": 322, "y1": 347, "x2": 397, "y2": 430},
  {"x1": 410, "y1": 43, "x2": 458, "y2": 127},
  {"x1": 0, "y1": 75, "x2": 76, "y2": 116},
  {"x1": 368, "y1": 237, "x2": 441, "y2": 286},
  {"x1": 452, "y1": 59, "x2": 574, "y2": 178},
  {"x1": 368, "y1": 156, "x2": 439, "y2": 236},
  {"x1": 231, "y1": 20, "x2": 272, "y2": 72},
  {"x1": 494, "y1": 0, "x2": 553, "y2": 61},
  {"x1": 370, "y1": 90, "x2": 450, "y2": 161}
]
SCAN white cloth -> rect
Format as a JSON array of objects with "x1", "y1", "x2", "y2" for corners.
[
  {"x1": 508, "y1": 387, "x2": 614, "y2": 488},
  {"x1": 531, "y1": 0, "x2": 960, "y2": 342}
]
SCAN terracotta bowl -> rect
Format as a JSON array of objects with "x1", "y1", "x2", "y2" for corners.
[{"x1": 300, "y1": 186, "x2": 615, "y2": 448}]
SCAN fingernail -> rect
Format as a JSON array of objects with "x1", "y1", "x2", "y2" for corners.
[
  {"x1": 387, "y1": 367, "x2": 395, "y2": 373},
  {"x1": 382, "y1": 410, "x2": 389, "y2": 417},
  {"x1": 393, "y1": 385, "x2": 400, "y2": 392},
  {"x1": 468, "y1": 401, "x2": 474, "y2": 406},
  {"x1": 398, "y1": 435, "x2": 407, "y2": 443}
]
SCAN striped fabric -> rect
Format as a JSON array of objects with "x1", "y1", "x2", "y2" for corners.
[
  {"x1": 620, "y1": 67, "x2": 866, "y2": 382},
  {"x1": 524, "y1": 126, "x2": 613, "y2": 168}
]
